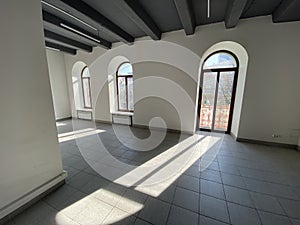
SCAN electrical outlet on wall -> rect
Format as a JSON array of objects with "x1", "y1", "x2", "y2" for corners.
[{"x1": 272, "y1": 134, "x2": 281, "y2": 138}]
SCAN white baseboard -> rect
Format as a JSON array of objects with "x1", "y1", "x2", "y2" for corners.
[{"x1": 0, "y1": 171, "x2": 67, "y2": 220}]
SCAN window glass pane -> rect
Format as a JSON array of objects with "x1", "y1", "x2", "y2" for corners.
[
  {"x1": 118, "y1": 63, "x2": 133, "y2": 75},
  {"x1": 199, "y1": 72, "x2": 217, "y2": 130},
  {"x1": 82, "y1": 78, "x2": 91, "y2": 108},
  {"x1": 82, "y1": 67, "x2": 90, "y2": 78},
  {"x1": 214, "y1": 72, "x2": 235, "y2": 131},
  {"x1": 118, "y1": 77, "x2": 127, "y2": 110},
  {"x1": 127, "y1": 77, "x2": 134, "y2": 111},
  {"x1": 203, "y1": 53, "x2": 237, "y2": 69}
]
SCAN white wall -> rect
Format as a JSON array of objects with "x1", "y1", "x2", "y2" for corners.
[
  {"x1": 64, "y1": 16, "x2": 300, "y2": 145},
  {"x1": 133, "y1": 61, "x2": 196, "y2": 132},
  {"x1": 0, "y1": 0, "x2": 63, "y2": 217},
  {"x1": 46, "y1": 49, "x2": 71, "y2": 120}
]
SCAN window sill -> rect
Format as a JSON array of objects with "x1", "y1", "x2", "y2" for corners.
[
  {"x1": 111, "y1": 111, "x2": 134, "y2": 116},
  {"x1": 77, "y1": 108, "x2": 93, "y2": 112}
]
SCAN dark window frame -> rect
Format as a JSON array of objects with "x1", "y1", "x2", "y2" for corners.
[
  {"x1": 197, "y1": 50, "x2": 239, "y2": 134},
  {"x1": 116, "y1": 62, "x2": 134, "y2": 112},
  {"x1": 81, "y1": 66, "x2": 92, "y2": 109}
]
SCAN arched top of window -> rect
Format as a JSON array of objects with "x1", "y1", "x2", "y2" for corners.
[
  {"x1": 117, "y1": 62, "x2": 133, "y2": 76},
  {"x1": 203, "y1": 52, "x2": 237, "y2": 70},
  {"x1": 81, "y1": 66, "x2": 90, "y2": 78}
]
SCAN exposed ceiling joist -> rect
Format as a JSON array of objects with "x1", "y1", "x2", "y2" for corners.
[
  {"x1": 114, "y1": 0, "x2": 161, "y2": 40},
  {"x1": 43, "y1": 11, "x2": 111, "y2": 49},
  {"x1": 272, "y1": 0, "x2": 300, "y2": 23},
  {"x1": 44, "y1": 30, "x2": 93, "y2": 52},
  {"x1": 45, "y1": 41, "x2": 76, "y2": 55},
  {"x1": 225, "y1": 0, "x2": 248, "y2": 29},
  {"x1": 60, "y1": 0, "x2": 134, "y2": 44},
  {"x1": 173, "y1": 0, "x2": 195, "y2": 35}
]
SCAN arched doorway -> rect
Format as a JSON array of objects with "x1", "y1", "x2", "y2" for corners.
[{"x1": 198, "y1": 50, "x2": 238, "y2": 133}]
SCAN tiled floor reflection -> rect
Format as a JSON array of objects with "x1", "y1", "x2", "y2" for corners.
[{"x1": 5, "y1": 119, "x2": 300, "y2": 225}]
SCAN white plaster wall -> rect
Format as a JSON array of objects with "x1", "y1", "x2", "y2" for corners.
[
  {"x1": 0, "y1": 0, "x2": 63, "y2": 211},
  {"x1": 64, "y1": 16, "x2": 300, "y2": 145},
  {"x1": 133, "y1": 62, "x2": 197, "y2": 132},
  {"x1": 46, "y1": 49, "x2": 71, "y2": 120}
]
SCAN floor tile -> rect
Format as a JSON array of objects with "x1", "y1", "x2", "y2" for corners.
[
  {"x1": 224, "y1": 185, "x2": 254, "y2": 207},
  {"x1": 291, "y1": 218, "x2": 300, "y2": 225},
  {"x1": 244, "y1": 178, "x2": 273, "y2": 195},
  {"x1": 138, "y1": 197, "x2": 171, "y2": 225},
  {"x1": 200, "y1": 179, "x2": 225, "y2": 200},
  {"x1": 102, "y1": 207, "x2": 136, "y2": 225},
  {"x1": 173, "y1": 187, "x2": 199, "y2": 212},
  {"x1": 199, "y1": 194, "x2": 229, "y2": 223},
  {"x1": 200, "y1": 169, "x2": 222, "y2": 183},
  {"x1": 227, "y1": 202, "x2": 261, "y2": 225},
  {"x1": 13, "y1": 201, "x2": 57, "y2": 225},
  {"x1": 66, "y1": 171, "x2": 95, "y2": 190},
  {"x1": 269, "y1": 183, "x2": 300, "y2": 200},
  {"x1": 72, "y1": 197, "x2": 113, "y2": 225},
  {"x1": 167, "y1": 205, "x2": 198, "y2": 225},
  {"x1": 92, "y1": 182, "x2": 127, "y2": 206},
  {"x1": 278, "y1": 198, "x2": 300, "y2": 219},
  {"x1": 116, "y1": 189, "x2": 148, "y2": 215},
  {"x1": 80, "y1": 176, "x2": 110, "y2": 194},
  {"x1": 250, "y1": 192, "x2": 285, "y2": 215},
  {"x1": 157, "y1": 185, "x2": 176, "y2": 203},
  {"x1": 258, "y1": 211, "x2": 292, "y2": 225},
  {"x1": 64, "y1": 166, "x2": 81, "y2": 179},
  {"x1": 204, "y1": 161, "x2": 220, "y2": 171},
  {"x1": 184, "y1": 165, "x2": 201, "y2": 178},
  {"x1": 134, "y1": 219, "x2": 151, "y2": 225},
  {"x1": 177, "y1": 174, "x2": 200, "y2": 192},
  {"x1": 199, "y1": 215, "x2": 228, "y2": 225},
  {"x1": 3, "y1": 221, "x2": 15, "y2": 225},
  {"x1": 45, "y1": 212, "x2": 81, "y2": 225},
  {"x1": 221, "y1": 173, "x2": 247, "y2": 189},
  {"x1": 218, "y1": 163, "x2": 240, "y2": 175},
  {"x1": 43, "y1": 184, "x2": 79, "y2": 210}
]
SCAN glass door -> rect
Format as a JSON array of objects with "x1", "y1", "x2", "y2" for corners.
[
  {"x1": 199, "y1": 72, "x2": 217, "y2": 130},
  {"x1": 214, "y1": 71, "x2": 235, "y2": 131},
  {"x1": 198, "y1": 69, "x2": 237, "y2": 133}
]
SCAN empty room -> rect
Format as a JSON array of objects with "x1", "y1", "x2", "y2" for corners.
[{"x1": 1, "y1": 0, "x2": 300, "y2": 225}]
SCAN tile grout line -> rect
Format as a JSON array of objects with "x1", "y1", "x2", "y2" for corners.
[
  {"x1": 165, "y1": 173, "x2": 180, "y2": 225},
  {"x1": 217, "y1": 156, "x2": 232, "y2": 225},
  {"x1": 276, "y1": 197, "x2": 294, "y2": 224}
]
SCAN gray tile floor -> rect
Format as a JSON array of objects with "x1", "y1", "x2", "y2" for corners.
[{"x1": 5, "y1": 119, "x2": 300, "y2": 225}]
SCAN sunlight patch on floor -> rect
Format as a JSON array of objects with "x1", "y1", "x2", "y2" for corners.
[
  {"x1": 115, "y1": 134, "x2": 223, "y2": 196},
  {"x1": 58, "y1": 128, "x2": 106, "y2": 143}
]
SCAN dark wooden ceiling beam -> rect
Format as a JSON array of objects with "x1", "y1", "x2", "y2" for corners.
[
  {"x1": 272, "y1": 0, "x2": 299, "y2": 23},
  {"x1": 173, "y1": 0, "x2": 196, "y2": 35},
  {"x1": 225, "y1": 0, "x2": 248, "y2": 29},
  {"x1": 45, "y1": 41, "x2": 76, "y2": 55},
  {"x1": 44, "y1": 30, "x2": 93, "y2": 52},
  {"x1": 43, "y1": 11, "x2": 111, "y2": 49},
  {"x1": 60, "y1": 0, "x2": 134, "y2": 44},
  {"x1": 114, "y1": 0, "x2": 161, "y2": 40}
]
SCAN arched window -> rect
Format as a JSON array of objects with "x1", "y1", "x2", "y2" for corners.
[
  {"x1": 116, "y1": 62, "x2": 134, "y2": 112},
  {"x1": 81, "y1": 66, "x2": 92, "y2": 108},
  {"x1": 198, "y1": 51, "x2": 238, "y2": 133},
  {"x1": 203, "y1": 52, "x2": 237, "y2": 69}
]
